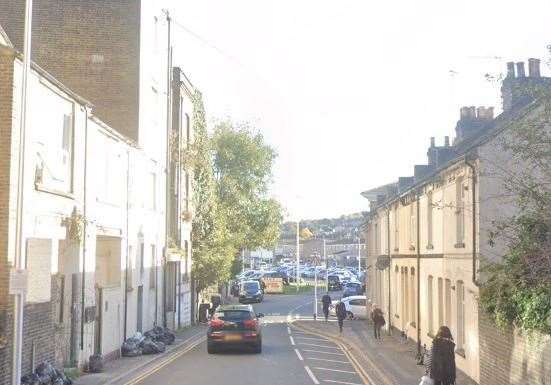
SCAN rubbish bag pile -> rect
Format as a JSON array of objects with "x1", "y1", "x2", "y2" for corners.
[
  {"x1": 21, "y1": 362, "x2": 72, "y2": 385},
  {"x1": 121, "y1": 327, "x2": 175, "y2": 357}
]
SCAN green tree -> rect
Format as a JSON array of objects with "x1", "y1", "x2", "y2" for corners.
[
  {"x1": 188, "y1": 92, "x2": 234, "y2": 292},
  {"x1": 211, "y1": 121, "x2": 283, "y2": 268}
]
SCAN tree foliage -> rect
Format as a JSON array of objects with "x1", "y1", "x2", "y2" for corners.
[
  {"x1": 479, "y1": 82, "x2": 551, "y2": 335},
  {"x1": 188, "y1": 101, "x2": 283, "y2": 290},
  {"x1": 212, "y1": 121, "x2": 283, "y2": 252}
]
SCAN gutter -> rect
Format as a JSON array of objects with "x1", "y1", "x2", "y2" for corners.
[{"x1": 465, "y1": 157, "x2": 479, "y2": 286}]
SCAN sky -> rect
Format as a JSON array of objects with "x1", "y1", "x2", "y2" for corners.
[{"x1": 171, "y1": 0, "x2": 551, "y2": 220}]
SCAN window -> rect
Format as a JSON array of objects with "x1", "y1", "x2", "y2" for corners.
[
  {"x1": 150, "y1": 245, "x2": 157, "y2": 289},
  {"x1": 410, "y1": 268, "x2": 416, "y2": 326},
  {"x1": 445, "y1": 279, "x2": 452, "y2": 326},
  {"x1": 409, "y1": 203, "x2": 416, "y2": 249},
  {"x1": 437, "y1": 277, "x2": 443, "y2": 327},
  {"x1": 394, "y1": 207, "x2": 399, "y2": 251},
  {"x1": 456, "y1": 281, "x2": 465, "y2": 352},
  {"x1": 427, "y1": 276, "x2": 434, "y2": 334},
  {"x1": 139, "y1": 241, "x2": 144, "y2": 276},
  {"x1": 185, "y1": 113, "x2": 191, "y2": 146},
  {"x1": 455, "y1": 176, "x2": 465, "y2": 246},
  {"x1": 404, "y1": 268, "x2": 409, "y2": 324},
  {"x1": 349, "y1": 299, "x2": 366, "y2": 306},
  {"x1": 374, "y1": 223, "x2": 379, "y2": 254},
  {"x1": 427, "y1": 191, "x2": 433, "y2": 247},
  {"x1": 394, "y1": 266, "x2": 399, "y2": 316}
]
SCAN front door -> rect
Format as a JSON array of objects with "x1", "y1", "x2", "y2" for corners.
[{"x1": 137, "y1": 286, "x2": 143, "y2": 333}]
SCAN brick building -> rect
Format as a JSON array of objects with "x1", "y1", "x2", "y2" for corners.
[{"x1": 362, "y1": 60, "x2": 550, "y2": 384}]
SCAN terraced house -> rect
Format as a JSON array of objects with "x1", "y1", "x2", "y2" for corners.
[
  {"x1": 362, "y1": 59, "x2": 551, "y2": 385},
  {"x1": 0, "y1": 1, "x2": 196, "y2": 382}
]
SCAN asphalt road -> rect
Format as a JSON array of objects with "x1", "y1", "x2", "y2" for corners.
[{"x1": 132, "y1": 290, "x2": 366, "y2": 385}]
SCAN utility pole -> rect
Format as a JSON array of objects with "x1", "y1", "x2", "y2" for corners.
[
  {"x1": 323, "y1": 239, "x2": 328, "y2": 291},
  {"x1": 296, "y1": 221, "x2": 300, "y2": 292},
  {"x1": 358, "y1": 236, "x2": 361, "y2": 271},
  {"x1": 12, "y1": 1, "x2": 33, "y2": 384},
  {"x1": 313, "y1": 256, "x2": 318, "y2": 320}
]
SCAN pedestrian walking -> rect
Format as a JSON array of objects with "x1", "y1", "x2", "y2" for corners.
[
  {"x1": 370, "y1": 304, "x2": 385, "y2": 340},
  {"x1": 335, "y1": 300, "x2": 347, "y2": 333},
  {"x1": 425, "y1": 326, "x2": 456, "y2": 385},
  {"x1": 321, "y1": 292, "x2": 332, "y2": 322}
]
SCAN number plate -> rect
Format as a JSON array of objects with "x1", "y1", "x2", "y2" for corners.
[{"x1": 225, "y1": 334, "x2": 242, "y2": 342}]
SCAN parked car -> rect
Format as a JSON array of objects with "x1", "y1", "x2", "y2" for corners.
[
  {"x1": 239, "y1": 280, "x2": 264, "y2": 303},
  {"x1": 262, "y1": 270, "x2": 289, "y2": 285},
  {"x1": 207, "y1": 304, "x2": 264, "y2": 353},
  {"x1": 342, "y1": 282, "x2": 363, "y2": 298},
  {"x1": 329, "y1": 295, "x2": 368, "y2": 319},
  {"x1": 327, "y1": 275, "x2": 343, "y2": 291}
]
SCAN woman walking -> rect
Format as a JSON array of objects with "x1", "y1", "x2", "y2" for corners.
[{"x1": 425, "y1": 326, "x2": 456, "y2": 385}]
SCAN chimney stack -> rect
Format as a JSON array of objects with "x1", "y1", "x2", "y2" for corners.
[
  {"x1": 528, "y1": 58, "x2": 541, "y2": 77},
  {"x1": 476, "y1": 106, "x2": 494, "y2": 120},
  {"x1": 516, "y1": 62, "x2": 526, "y2": 78},
  {"x1": 506, "y1": 62, "x2": 516, "y2": 78},
  {"x1": 460, "y1": 106, "x2": 470, "y2": 119},
  {"x1": 430, "y1": 137, "x2": 435, "y2": 148},
  {"x1": 468, "y1": 106, "x2": 476, "y2": 119},
  {"x1": 444, "y1": 136, "x2": 450, "y2": 147}
]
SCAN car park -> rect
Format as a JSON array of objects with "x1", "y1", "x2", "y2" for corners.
[{"x1": 207, "y1": 304, "x2": 263, "y2": 354}]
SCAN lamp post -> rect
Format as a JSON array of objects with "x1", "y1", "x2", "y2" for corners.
[
  {"x1": 296, "y1": 220, "x2": 299, "y2": 292},
  {"x1": 358, "y1": 236, "x2": 361, "y2": 271}
]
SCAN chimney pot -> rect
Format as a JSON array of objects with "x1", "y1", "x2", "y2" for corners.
[
  {"x1": 460, "y1": 106, "x2": 470, "y2": 119},
  {"x1": 444, "y1": 136, "x2": 450, "y2": 147},
  {"x1": 506, "y1": 62, "x2": 516, "y2": 78},
  {"x1": 528, "y1": 58, "x2": 541, "y2": 77},
  {"x1": 516, "y1": 62, "x2": 526, "y2": 78},
  {"x1": 430, "y1": 137, "x2": 435, "y2": 148}
]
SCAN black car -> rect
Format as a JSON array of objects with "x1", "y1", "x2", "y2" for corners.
[
  {"x1": 327, "y1": 275, "x2": 342, "y2": 291},
  {"x1": 239, "y1": 280, "x2": 264, "y2": 303},
  {"x1": 207, "y1": 305, "x2": 263, "y2": 354}
]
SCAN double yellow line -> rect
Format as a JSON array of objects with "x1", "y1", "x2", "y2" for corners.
[
  {"x1": 121, "y1": 334, "x2": 206, "y2": 385},
  {"x1": 290, "y1": 323, "x2": 392, "y2": 385}
]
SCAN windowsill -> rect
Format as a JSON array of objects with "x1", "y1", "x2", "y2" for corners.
[
  {"x1": 426, "y1": 244, "x2": 434, "y2": 250},
  {"x1": 35, "y1": 183, "x2": 74, "y2": 199},
  {"x1": 454, "y1": 242, "x2": 466, "y2": 248},
  {"x1": 96, "y1": 197, "x2": 121, "y2": 208},
  {"x1": 455, "y1": 348, "x2": 466, "y2": 358}
]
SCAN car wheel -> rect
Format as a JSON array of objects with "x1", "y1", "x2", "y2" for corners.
[
  {"x1": 347, "y1": 311, "x2": 354, "y2": 320},
  {"x1": 253, "y1": 340, "x2": 262, "y2": 353},
  {"x1": 207, "y1": 344, "x2": 217, "y2": 354}
]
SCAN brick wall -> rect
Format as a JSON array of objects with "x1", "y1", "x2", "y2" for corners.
[
  {"x1": 479, "y1": 310, "x2": 551, "y2": 385},
  {"x1": 0, "y1": 0, "x2": 141, "y2": 141}
]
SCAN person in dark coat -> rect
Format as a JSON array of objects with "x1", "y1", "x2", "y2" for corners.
[
  {"x1": 321, "y1": 292, "x2": 332, "y2": 322},
  {"x1": 335, "y1": 301, "x2": 347, "y2": 333},
  {"x1": 428, "y1": 326, "x2": 456, "y2": 385},
  {"x1": 370, "y1": 304, "x2": 385, "y2": 340}
]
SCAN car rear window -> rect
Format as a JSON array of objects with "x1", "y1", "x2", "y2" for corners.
[
  {"x1": 328, "y1": 275, "x2": 339, "y2": 281},
  {"x1": 214, "y1": 310, "x2": 253, "y2": 321}
]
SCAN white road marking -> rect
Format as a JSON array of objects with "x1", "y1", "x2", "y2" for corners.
[
  {"x1": 305, "y1": 366, "x2": 320, "y2": 384},
  {"x1": 305, "y1": 357, "x2": 351, "y2": 364},
  {"x1": 314, "y1": 367, "x2": 358, "y2": 375},
  {"x1": 299, "y1": 342, "x2": 340, "y2": 349},
  {"x1": 302, "y1": 349, "x2": 345, "y2": 356},
  {"x1": 290, "y1": 336, "x2": 296, "y2": 345},
  {"x1": 323, "y1": 380, "x2": 363, "y2": 385},
  {"x1": 295, "y1": 348, "x2": 304, "y2": 361}
]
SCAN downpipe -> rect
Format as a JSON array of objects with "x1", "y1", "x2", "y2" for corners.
[
  {"x1": 465, "y1": 159, "x2": 479, "y2": 287},
  {"x1": 416, "y1": 193, "x2": 421, "y2": 358}
]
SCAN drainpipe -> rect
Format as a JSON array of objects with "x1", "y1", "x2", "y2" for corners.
[
  {"x1": 416, "y1": 193, "x2": 421, "y2": 357},
  {"x1": 123, "y1": 151, "x2": 130, "y2": 340},
  {"x1": 465, "y1": 159, "x2": 479, "y2": 286},
  {"x1": 386, "y1": 207, "x2": 391, "y2": 334},
  {"x1": 80, "y1": 108, "x2": 90, "y2": 351}
]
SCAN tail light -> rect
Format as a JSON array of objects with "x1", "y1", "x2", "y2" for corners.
[
  {"x1": 209, "y1": 319, "x2": 225, "y2": 329},
  {"x1": 243, "y1": 319, "x2": 258, "y2": 330}
]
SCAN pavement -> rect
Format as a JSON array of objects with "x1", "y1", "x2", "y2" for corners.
[
  {"x1": 294, "y1": 317, "x2": 478, "y2": 385},
  {"x1": 72, "y1": 290, "x2": 478, "y2": 385}
]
